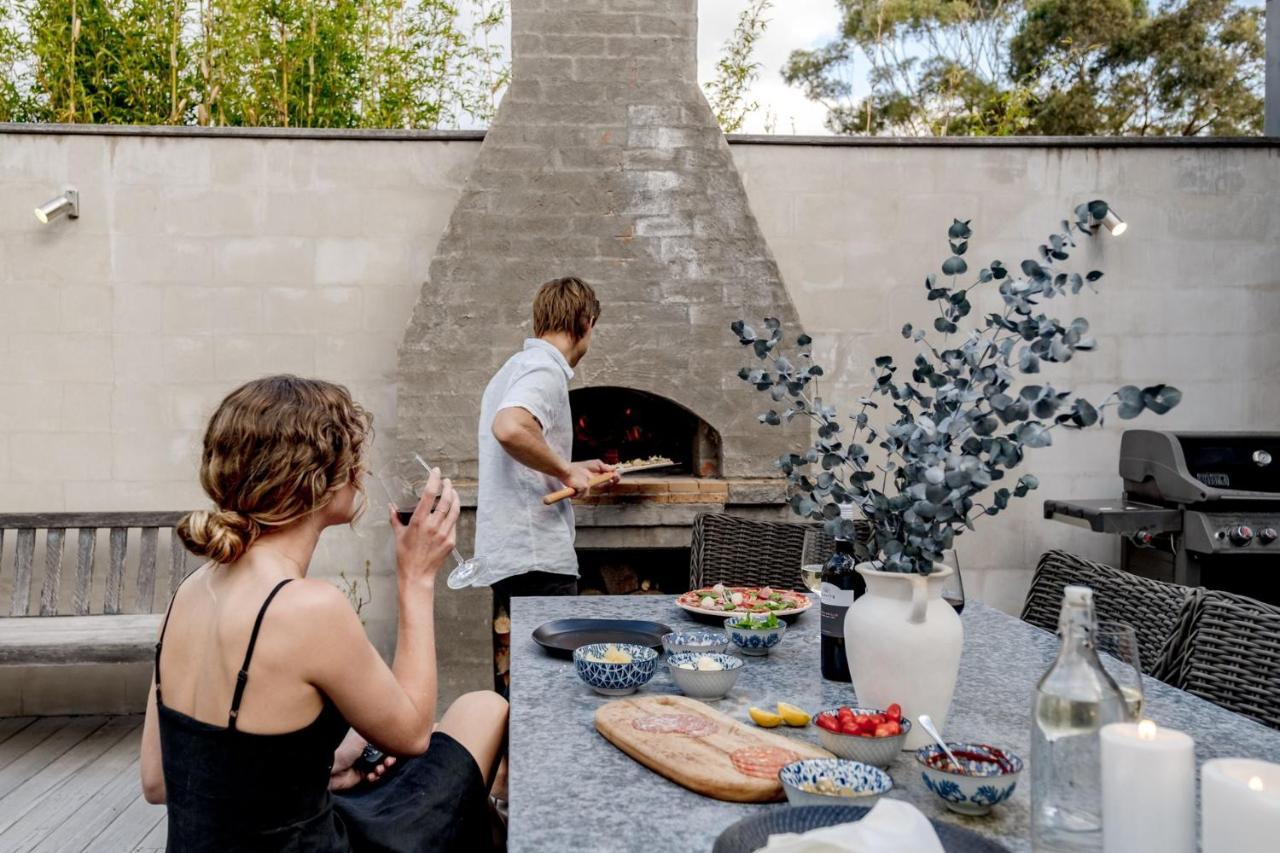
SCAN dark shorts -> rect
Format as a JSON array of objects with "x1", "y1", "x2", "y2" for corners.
[
  {"x1": 491, "y1": 572, "x2": 578, "y2": 695},
  {"x1": 333, "y1": 731, "x2": 492, "y2": 853},
  {"x1": 491, "y1": 570, "x2": 579, "y2": 602}
]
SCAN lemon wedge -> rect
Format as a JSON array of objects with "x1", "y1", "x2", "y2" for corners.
[
  {"x1": 748, "y1": 706, "x2": 784, "y2": 728},
  {"x1": 776, "y1": 702, "x2": 811, "y2": 727}
]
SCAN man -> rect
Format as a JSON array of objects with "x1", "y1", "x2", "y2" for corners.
[{"x1": 476, "y1": 276, "x2": 617, "y2": 690}]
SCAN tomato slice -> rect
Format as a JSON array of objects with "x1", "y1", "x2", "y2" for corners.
[{"x1": 886, "y1": 703, "x2": 902, "y2": 723}]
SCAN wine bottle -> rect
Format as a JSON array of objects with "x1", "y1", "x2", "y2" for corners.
[{"x1": 820, "y1": 504, "x2": 865, "y2": 682}]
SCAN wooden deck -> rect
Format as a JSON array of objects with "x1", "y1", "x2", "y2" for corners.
[{"x1": 0, "y1": 715, "x2": 165, "y2": 853}]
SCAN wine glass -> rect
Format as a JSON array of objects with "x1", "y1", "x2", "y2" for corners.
[
  {"x1": 801, "y1": 529, "x2": 832, "y2": 594},
  {"x1": 937, "y1": 549, "x2": 966, "y2": 615},
  {"x1": 1096, "y1": 621, "x2": 1144, "y2": 720},
  {"x1": 370, "y1": 455, "x2": 491, "y2": 590}
]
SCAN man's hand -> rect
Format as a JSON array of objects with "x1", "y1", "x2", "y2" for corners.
[{"x1": 559, "y1": 459, "x2": 619, "y2": 497}]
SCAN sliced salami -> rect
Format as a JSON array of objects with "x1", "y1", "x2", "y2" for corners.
[
  {"x1": 730, "y1": 746, "x2": 801, "y2": 779},
  {"x1": 631, "y1": 713, "x2": 719, "y2": 737},
  {"x1": 670, "y1": 714, "x2": 718, "y2": 737},
  {"x1": 631, "y1": 714, "x2": 682, "y2": 733}
]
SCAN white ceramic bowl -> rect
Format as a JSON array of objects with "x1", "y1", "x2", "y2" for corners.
[
  {"x1": 724, "y1": 616, "x2": 786, "y2": 656},
  {"x1": 666, "y1": 652, "x2": 744, "y2": 699},
  {"x1": 572, "y1": 643, "x2": 658, "y2": 696},
  {"x1": 915, "y1": 741, "x2": 1024, "y2": 815},
  {"x1": 779, "y1": 758, "x2": 893, "y2": 807},
  {"x1": 814, "y1": 708, "x2": 912, "y2": 766}
]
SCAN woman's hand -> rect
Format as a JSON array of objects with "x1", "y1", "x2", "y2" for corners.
[
  {"x1": 329, "y1": 728, "x2": 397, "y2": 792},
  {"x1": 389, "y1": 466, "x2": 460, "y2": 586}
]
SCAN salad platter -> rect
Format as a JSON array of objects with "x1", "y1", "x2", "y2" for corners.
[{"x1": 676, "y1": 585, "x2": 812, "y2": 620}]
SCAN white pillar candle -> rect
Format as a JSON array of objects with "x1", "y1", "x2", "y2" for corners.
[
  {"x1": 1202, "y1": 758, "x2": 1280, "y2": 853},
  {"x1": 1100, "y1": 720, "x2": 1195, "y2": 853}
]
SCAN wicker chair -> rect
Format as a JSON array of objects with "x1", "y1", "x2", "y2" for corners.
[
  {"x1": 1158, "y1": 590, "x2": 1280, "y2": 731},
  {"x1": 687, "y1": 512, "x2": 872, "y2": 591},
  {"x1": 1021, "y1": 550, "x2": 1195, "y2": 678}
]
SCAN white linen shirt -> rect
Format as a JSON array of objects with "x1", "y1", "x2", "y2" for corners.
[{"x1": 475, "y1": 339, "x2": 578, "y2": 582}]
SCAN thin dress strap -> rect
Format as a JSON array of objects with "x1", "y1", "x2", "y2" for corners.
[
  {"x1": 228, "y1": 578, "x2": 294, "y2": 730},
  {"x1": 153, "y1": 580, "x2": 187, "y2": 706}
]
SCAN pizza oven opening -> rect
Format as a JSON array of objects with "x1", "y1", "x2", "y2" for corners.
[{"x1": 570, "y1": 387, "x2": 721, "y2": 477}]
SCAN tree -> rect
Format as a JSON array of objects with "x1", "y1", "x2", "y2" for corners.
[
  {"x1": 706, "y1": 0, "x2": 772, "y2": 133},
  {"x1": 2, "y1": 0, "x2": 509, "y2": 129},
  {"x1": 784, "y1": 0, "x2": 1264, "y2": 136},
  {"x1": 0, "y1": 0, "x2": 31, "y2": 120},
  {"x1": 25, "y1": 0, "x2": 191, "y2": 123}
]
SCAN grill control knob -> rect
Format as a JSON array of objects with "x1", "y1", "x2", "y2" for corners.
[
  {"x1": 1260, "y1": 528, "x2": 1279, "y2": 545},
  {"x1": 1228, "y1": 526, "x2": 1254, "y2": 546},
  {"x1": 1254, "y1": 450, "x2": 1273, "y2": 467}
]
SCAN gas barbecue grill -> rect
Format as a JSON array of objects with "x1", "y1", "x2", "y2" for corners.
[{"x1": 1044, "y1": 430, "x2": 1280, "y2": 606}]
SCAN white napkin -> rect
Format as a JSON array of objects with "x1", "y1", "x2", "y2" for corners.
[{"x1": 755, "y1": 799, "x2": 945, "y2": 853}]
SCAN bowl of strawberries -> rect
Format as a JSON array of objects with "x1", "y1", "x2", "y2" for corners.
[{"x1": 813, "y1": 704, "x2": 911, "y2": 767}]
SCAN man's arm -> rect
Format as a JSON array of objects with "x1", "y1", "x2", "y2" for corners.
[{"x1": 492, "y1": 407, "x2": 615, "y2": 495}]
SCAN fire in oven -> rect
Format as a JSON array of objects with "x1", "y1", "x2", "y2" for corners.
[{"x1": 1045, "y1": 430, "x2": 1280, "y2": 606}]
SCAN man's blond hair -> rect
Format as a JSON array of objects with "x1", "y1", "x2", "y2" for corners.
[{"x1": 532, "y1": 276, "x2": 600, "y2": 341}]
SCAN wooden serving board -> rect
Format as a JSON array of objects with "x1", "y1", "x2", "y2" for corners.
[{"x1": 594, "y1": 694, "x2": 833, "y2": 803}]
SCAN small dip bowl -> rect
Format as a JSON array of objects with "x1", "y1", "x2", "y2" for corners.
[
  {"x1": 666, "y1": 652, "x2": 744, "y2": 699},
  {"x1": 724, "y1": 616, "x2": 786, "y2": 656},
  {"x1": 661, "y1": 630, "x2": 730, "y2": 657},
  {"x1": 814, "y1": 708, "x2": 912, "y2": 767},
  {"x1": 572, "y1": 643, "x2": 658, "y2": 696},
  {"x1": 915, "y1": 741, "x2": 1024, "y2": 815},
  {"x1": 779, "y1": 758, "x2": 893, "y2": 807}
]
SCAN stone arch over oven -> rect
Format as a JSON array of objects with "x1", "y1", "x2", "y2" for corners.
[{"x1": 569, "y1": 386, "x2": 722, "y2": 478}]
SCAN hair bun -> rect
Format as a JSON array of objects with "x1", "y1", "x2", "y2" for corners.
[{"x1": 177, "y1": 508, "x2": 261, "y2": 565}]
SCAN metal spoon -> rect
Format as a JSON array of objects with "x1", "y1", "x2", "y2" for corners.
[{"x1": 917, "y1": 714, "x2": 964, "y2": 772}]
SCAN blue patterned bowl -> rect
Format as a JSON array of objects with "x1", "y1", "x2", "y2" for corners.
[
  {"x1": 666, "y1": 652, "x2": 744, "y2": 699},
  {"x1": 779, "y1": 759, "x2": 892, "y2": 807},
  {"x1": 814, "y1": 708, "x2": 912, "y2": 767},
  {"x1": 915, "y1": 741, "x2": 1024, "y2": 815},
  {"x1": 572, "y1": 643, "x2": 658, "y2": 696},
  {"x1": 662, "y1": 631, "x2": 730, "y2": 657},
  {"x1": 724, "y1": 617, "x2": 786, "y2": 656}
]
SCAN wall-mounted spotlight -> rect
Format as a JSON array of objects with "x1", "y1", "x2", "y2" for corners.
[
  {"x1": 34, "y1": 188, "x2": 79, "y2": 224},
  {"x1": 1076, "y1": 199, "x2": 1127, "y2": 237},
  {"x1": 1100, "y1": 208, "x2": 1127, "y2": 236}
]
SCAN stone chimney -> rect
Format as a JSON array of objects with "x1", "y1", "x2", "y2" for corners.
[{"x1": 397, "y1": 0, "x2": 804, "y2": 479}]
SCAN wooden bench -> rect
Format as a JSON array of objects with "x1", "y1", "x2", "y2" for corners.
[{"x1": 0, "y1": 513, "x2": 195, "y2": 666}]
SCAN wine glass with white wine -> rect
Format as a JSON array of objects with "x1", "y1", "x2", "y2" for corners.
[
  {"x1": 800, "y1": 529, "x2": 831, "y2": 594},
  {"x1": 1095, "y1": 621, "x2": 1144, "y2": 720}
]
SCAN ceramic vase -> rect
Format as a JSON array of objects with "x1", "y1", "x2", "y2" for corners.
[{"x1": 842, "y1": 562, "x2": 964, "y2": 751}]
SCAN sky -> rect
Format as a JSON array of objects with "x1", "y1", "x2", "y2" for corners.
[{"x1": 695, "y1": 0, "x2": 844, "y2": 135}]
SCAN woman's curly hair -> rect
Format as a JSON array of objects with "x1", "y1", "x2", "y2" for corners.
[{"x1": 177, "y1": 376, "x2": 373, "y2": 564}]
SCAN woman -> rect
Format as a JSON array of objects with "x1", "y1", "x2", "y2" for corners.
[{"x1": 140, "y1": 375, "x2": 508, "y2": 852}]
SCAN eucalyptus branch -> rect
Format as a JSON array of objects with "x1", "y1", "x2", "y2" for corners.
[{"x1": 731, "y1": 203, "x2": 1182, "y2": 573}]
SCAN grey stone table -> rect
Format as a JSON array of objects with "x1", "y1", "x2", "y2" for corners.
[{"x1": 508, "y1": 596, "x2": 1280, "y2": 853}]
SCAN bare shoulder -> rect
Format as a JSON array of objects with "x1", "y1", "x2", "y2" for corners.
[{"x1": 276, "y1": 577, "x2": 359, "y2": 624}]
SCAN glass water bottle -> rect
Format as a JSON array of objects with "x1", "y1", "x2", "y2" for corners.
[{"x1": 1031, "y1": 585, "x2": 1131, "y2": 852}]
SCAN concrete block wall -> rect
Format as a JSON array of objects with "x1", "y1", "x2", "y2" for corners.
[
  {"x1": 0, "y1": 131, "x2": 478, "y2": 683},
  {"x1": 0, "y1": 127, "x2": 1277, "y2": 709},
  {"x1": 733, "y1": 141, "x2": 1280, "y2": 613}
]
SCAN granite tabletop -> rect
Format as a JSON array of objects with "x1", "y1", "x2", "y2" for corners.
[{"x1": 507, "y1": 596, "x2": 1280, "y2": 853}]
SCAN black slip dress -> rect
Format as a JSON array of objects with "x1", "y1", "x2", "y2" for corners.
[{"x1": 155, "y1": 578, "x2": 493, "y2": 853}]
